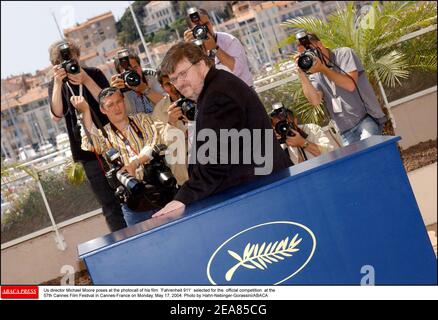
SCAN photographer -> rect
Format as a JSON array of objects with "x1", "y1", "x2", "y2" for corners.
[
  {"x1": 270, "y1": 103, "x2": 336, "y2": 164},
  {"x1": 70, "y1": 87, "x2": 183, "y2": 226},
  {"x1": 154, "y1": 42, "x2": 292, "y2": 217},
  {"x1": 110, "y1": 49, "x2": 165, "y2": 120},
  {"x1": 184, "y1": 8, "x2": 254, "y2": 87},
  {"x1": 294, "y1": 31, "x2": 386, "y2": 146},
  {"x1": 47, "y1": 40, "x2": 126, "y2": 232}
]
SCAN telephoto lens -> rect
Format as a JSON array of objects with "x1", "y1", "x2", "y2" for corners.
[{"x1": 116, "y1": 171, "x2": 145, "y2": 195}]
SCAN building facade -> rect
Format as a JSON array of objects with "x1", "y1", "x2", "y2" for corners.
[{"x1": 63, "y1": 12, "x2": 118, "y2": 56}]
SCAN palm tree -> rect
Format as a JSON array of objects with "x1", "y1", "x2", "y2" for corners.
[{"x1": 279, "y1": 1, "x2": 437, "y2": 134}]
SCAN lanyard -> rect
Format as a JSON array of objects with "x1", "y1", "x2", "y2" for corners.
[
  {"x1": 66, "y1": 81, "x2": 107, "y2": 171},
  {"x1": 65, "y1": 82, "x2": 83, "y2": 98},
  {"x1": 322, "y1": 73, "x2": 337, "y2": 97},
  {"x1": 110, "y1": 118, "x2": 144, "y2": 156}
]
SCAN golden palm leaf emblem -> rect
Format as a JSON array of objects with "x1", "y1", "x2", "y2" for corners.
[{"x1": 225, "y1": 234, "x2": 302, "y2": 281}]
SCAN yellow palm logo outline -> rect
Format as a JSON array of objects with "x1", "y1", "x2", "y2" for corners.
[{"x1": 225, "y1": 234, "x2": 302, "y2": 281}]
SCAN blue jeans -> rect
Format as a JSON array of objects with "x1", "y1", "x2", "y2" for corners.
[
  {"x1": 341, "y1": 115, "x2": 383, "y2": 146},
  {"x1": 121, "y1": 204, "x2": 158, "y2": 226}
]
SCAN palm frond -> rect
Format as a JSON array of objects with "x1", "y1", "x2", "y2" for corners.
[
  {"x1": 370, "y1": 51, "x2": 411, "y2": 87},
  {"x1": 64, "y1": 161, "x2": 86, "y2": 186}
]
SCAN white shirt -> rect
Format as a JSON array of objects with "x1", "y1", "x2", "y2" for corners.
[
  {"x1": 287, "y1": 124, "x2": 337, "y2": 165},
  {"x1": 215, "y1": 32, "x2": 254, "y2": 87}
]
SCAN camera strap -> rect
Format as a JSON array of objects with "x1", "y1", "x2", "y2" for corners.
[
  {"x1": 65, "y1": 82, "x2": 83, "y2": 99},
  {"x1": 110, "y1": 117, "x2": 145, "y2": 157},
  {"x1": 65, "y1": 81, "x2": 109, "y2": 172}
]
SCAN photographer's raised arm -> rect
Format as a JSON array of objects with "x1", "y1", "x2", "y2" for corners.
[
  {"x1": 298, "y1": 69, "x2": 323, "y2": 106},
  {"x1": 320, "y1": 66, "x2": 358, "y2": 93},
  {"x1": 70, "y1": 96, "x2": 105, "y2": 154},
  {"x1": 50, "y1": 66, "x2": 67, "y2": 122},
  {"x1": 68, "y1": 69, "x2": 104, "y2": 102}
]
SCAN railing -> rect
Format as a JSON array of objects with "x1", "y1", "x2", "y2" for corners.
[{"x1": 1, "y1": 149, "x2": 101, "y2": 249}]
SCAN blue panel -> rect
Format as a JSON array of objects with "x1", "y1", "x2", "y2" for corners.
[{"x1": 78, "y1": 136, "x2": 437, "y2": 285}]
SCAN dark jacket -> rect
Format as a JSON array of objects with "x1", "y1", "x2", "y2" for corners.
[
  {"x1": 48, "y1": 67, "x2": 109, "y2": 162},
  {"x1": 174, "y1": 67, "x2": 292, "y2": 205}
]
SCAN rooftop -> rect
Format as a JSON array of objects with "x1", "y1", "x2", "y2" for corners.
[{"x1": 63, "y1": 11, "x2": 114, "y2": 34}]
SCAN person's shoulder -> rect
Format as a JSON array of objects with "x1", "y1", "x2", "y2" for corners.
[
  {"x1": 216, "y1": 31, "x2": 243, "y2": 47},
  {"x1": 216, "y1": 31, "x2": 236, "y2": 40},
  {"x1": 83, "y1": 66, "x2": 105, "y2": 77},
  {"x1": 207, "y1": 69, "x2": 246, "y2": 93},
  {"x1": 131, "y1": 111, "x2": 150, "y2": 120},
  {"x1": 334, "y1": 47, "x2": 357, "y2": 57},
  {"x1": 302, "y1": 123, "x2": 323, "y2": 132}
]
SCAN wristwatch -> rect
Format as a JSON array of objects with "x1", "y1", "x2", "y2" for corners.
[
  {"x1": 210, "y1": 45, "x2": 219, "y2": 56},
  {"x1": 302, "y1": 141, "x2": 310, "y2": 149}
]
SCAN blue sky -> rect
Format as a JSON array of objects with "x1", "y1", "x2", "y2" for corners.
[{"x1": 1, "y1": 1, "x2": 130, "y2": 78}]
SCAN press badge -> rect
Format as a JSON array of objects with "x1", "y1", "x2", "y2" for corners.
[{"x1": 332, "y1": 96, "x2": 343, "y2": 113}]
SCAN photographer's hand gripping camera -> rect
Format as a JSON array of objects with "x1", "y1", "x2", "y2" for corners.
[{"x1": 105, "y1": 145, "x2": 177, "y2": 212}]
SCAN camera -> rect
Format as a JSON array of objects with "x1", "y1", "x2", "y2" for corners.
[
  {"x1": 187, "y1": 7, "x2": 209, "y2": 41},
  {"x1": 144, "y1": 145, "x2": 177, "y2": 189},
  {"x1": 270, "y1": 102, "x2": 307, "y2": 144},
  {"x1": 104, "y1": 145, "x2": 177, "y2": 211},
  {"x1": 58, "y1": 43, "x2": 80, "y2": 74},
  {"x1": 116, "y1": 49, "x2": 142, "y2": 88},
  {"x1": 176, "y1": 97, "x2": 196, "y2": 121},
  {"x1": 104, "y1": 148, "x2": 145, "y2": 204},
  {"x1": 295, "y1": 30, "x2": 323, "y2": 73},
  {"x1": 192, "y1": 39, "x2": 204, "y2": 48},
  {"x1": 297, "y1": 49, "x2": 320, "y2": 72}
]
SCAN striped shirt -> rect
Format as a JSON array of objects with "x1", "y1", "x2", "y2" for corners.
[{"x1": 81, "y1": 112, "x2": 171, "y2": 180}]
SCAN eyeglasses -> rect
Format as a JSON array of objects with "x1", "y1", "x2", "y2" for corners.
[{"x1": 169, "y1": 62, "x2": 197, "y2": 85}]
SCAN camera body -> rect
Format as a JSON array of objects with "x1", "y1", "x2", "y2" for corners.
[
  {"x1": 58, "y1": 43, "x2": 80, "y2": 74},
  {"x1": 104, "y1": 145, "x2": 177, "y2": 211},
  {"x1": 297, "y1": 48, "x2": 320, "y2": 73},
  {"x1": 116, "y1": 49, "x2": 142, "y2": 88},
  {"x1": 187, "y1": 7, "x2": 209, "y2": 41},
  {"x1": 270, "y1": 102, "x2": 307, "y2": 144},
  {"x1": 295, "y1": 30, "x2": 323, "y2": 73},
  {"x1": 176, "y1": 97, "x2": 196, "y2": 121}
]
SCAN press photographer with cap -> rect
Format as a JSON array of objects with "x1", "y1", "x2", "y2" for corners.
[
  {"x1": 294, "y1": 30, "x2": 386, "y2": 146},
  {"x1": 184, "y1": 7, "x2": 254, "y2": 88},
  {"x1": 70, "y1": 87, "x2": 186, "y2": 226},
  {"x1": 154, "y1": 42, "x2": 292, "y2": 217},
  {"x1": 47, "y1": 40, "x2": 126, "y2": 231}
]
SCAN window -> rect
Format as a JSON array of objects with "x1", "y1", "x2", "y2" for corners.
[{"x1": 302, "y1": 7, "x2": 312, "y2": 16}]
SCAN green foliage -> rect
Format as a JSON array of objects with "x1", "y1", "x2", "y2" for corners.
[
  {"x1": 281, "y1": 1, "x2": 437, "y2": 88},
  {"x1": 64, "y1": 161, "x2": 86, "y2": 186},
  {"x1": 1, "y1": 170, "x2": 101, "y2": 244},
  {"x1": 259, "y1": 81, "x2": 327, "y2": 126},
  {"x1": 116, "y1": 1, "x2": 149, "y2": 46},
  {"x1": 277, "y1": 1, "x2": 437, "y2": 127}
]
